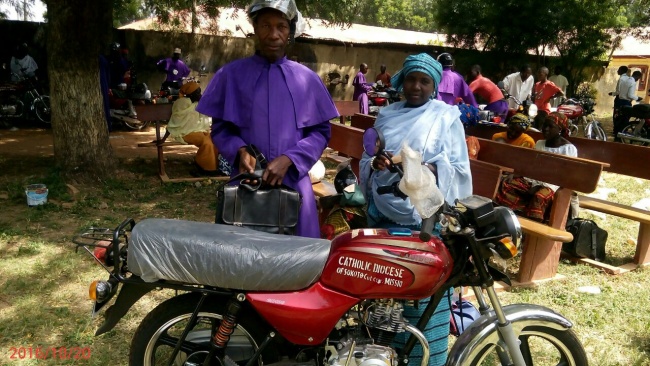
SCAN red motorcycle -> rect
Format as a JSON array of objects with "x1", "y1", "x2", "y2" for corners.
[
  {"x1": 75, "y1": 128, "x2": 587, "y2": 365},
  {"x1": 556, "y1": 98, "x2": 606, "y2": 140}
]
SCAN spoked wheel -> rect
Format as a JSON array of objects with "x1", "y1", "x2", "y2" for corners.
[
  {"x1": 129, "y1": 294, "x2": 276, "y2": 366},
  {"x1": 584, "y1": 118, "x2": 607, "y2": 141},
  {"x1": 620, "y1": 123, "x2": 649, "y2": 146},
  {"x1": 123, "y1": 118, "x2": 148, "y2": 130},
  {"x1": 467, "y1": 325, "x2": 588, "y2": 366},
  {"x1": 33, "y1": 95, "x2": 51, "y2": 124}
]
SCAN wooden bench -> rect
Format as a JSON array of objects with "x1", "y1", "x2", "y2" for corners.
[
  {"x1": 134, "y1": 104, "x2": 229, "y2": 183},
  {"x1": 334, "y1": 100, "x2": 360, "y2": 124},
  {"x1": 471, "y1": 137, "x2": 606, "y2": 284},
  {"x1": 350, "y1": 113, "x2": 376, "y2": 130},
  {"x1": 467, "y1": 125, "x2": 650, "y2": 271}
]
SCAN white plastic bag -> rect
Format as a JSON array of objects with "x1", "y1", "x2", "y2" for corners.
[{"x1": 398, "y1": 143, "x2": 444, "y2": 219}]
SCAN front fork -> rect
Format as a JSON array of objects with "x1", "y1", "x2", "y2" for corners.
[{"x1": 473, "y1": 285, "x2": 526, "y2": 365}]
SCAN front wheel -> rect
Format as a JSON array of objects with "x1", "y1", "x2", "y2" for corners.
[
  {"x1": 466, "y1": 325, "x2": 588, "y2": 366},
  {"x1": 33, "y1": 95, "x2": 51, "y2": 124},
  {"x1": 129, "y1": 293, "x2": 277, "y2": 366},
  {"x1": 584, "y1": 120, "x2": 607, "y2": 141}
]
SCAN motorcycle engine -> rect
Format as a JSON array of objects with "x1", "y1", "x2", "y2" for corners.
[{"x1": 325, "y1": 300, "x2": 407, "y2": 366}]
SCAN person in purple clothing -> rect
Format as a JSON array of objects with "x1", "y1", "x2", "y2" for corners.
[
  {"x1": 196, "y1": 0, "x2": 339, "y2": 238},
  {"x1": 156, "y1": 47, "x2": 191, "y2": 88},
  {"x1": 436, "y1": 53, "x2": 477, "y2": 107},
  {"x1": 353, "y1": 63, "x2": 373, "y2": 114}
]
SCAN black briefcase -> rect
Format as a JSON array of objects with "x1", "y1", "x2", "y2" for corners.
[{"x1": 563, "y1": 218, "x2": 607, "y2": 261}]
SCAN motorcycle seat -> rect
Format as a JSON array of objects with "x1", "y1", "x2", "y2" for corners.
[{"x1": 129, "y1": 218, "x2": 332, "y2": 291}]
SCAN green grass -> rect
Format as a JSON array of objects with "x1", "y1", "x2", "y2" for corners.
[{"x1": 0, "y1": 157, "x2": 649, "y2": 365}]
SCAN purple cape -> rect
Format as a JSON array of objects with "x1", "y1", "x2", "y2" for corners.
[
  {"x1": 197, "y1": 54, "x2": 339, "y2": 238},
  {"x1": 437, "y1": 68, "x2": 478, "y2": 107}
]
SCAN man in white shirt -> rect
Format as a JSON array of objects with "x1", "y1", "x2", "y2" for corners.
[
  {"x1": 502, "y1": 65, "x2": 534, "y2": 109},
  {"x1": 549, "y1": 66, "x2": 569, "y2": 108},
  {"x1": 10, "y1": 43, "x2": 38, "y2": 82},
  {"x1": 614, "y1": 70, "x2": 644, "y2": 141}
]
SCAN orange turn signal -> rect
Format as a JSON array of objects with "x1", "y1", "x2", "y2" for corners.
[
  {"x1": 89, "y1": 280, "x2": 98, "y2": 301},
  {"x1": 499, "y1": 237, "x2": 518, "y2": 258}
]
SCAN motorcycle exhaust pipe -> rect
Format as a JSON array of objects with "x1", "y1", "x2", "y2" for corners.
[{"x1": 617, "y1": 132, "x2": 650, "y2": 144}]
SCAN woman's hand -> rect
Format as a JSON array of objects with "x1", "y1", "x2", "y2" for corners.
[
  {"x1": 372, "y1": 152, "x2": 393, "y2": 171},
  {"x1": 263, "y1": 155, "x2": 292, "y2": 186}
]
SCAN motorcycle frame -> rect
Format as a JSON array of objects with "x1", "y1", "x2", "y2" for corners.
[{"x1": 77, "y1": 214, "x2": 567, "y2": 366}]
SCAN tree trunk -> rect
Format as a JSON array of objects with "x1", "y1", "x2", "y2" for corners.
[{"x1": 44, "y1": 0, "x2": 116, "y2": 178}]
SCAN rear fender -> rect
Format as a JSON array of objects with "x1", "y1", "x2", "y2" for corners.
[
  {"x1": 445, "y1": 304, "x2": 573, "y2": 365},
  {"x1": 95, "y1": 281, "x2": 153, "y2": 336}
]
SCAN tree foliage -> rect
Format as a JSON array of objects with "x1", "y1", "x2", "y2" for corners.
[
  {"x1": 434, "y1": 0, "x2": 632, "y2": 95},
  {"x1": 354, "y1": 0, "x2": 438, "y2": 33},
  {"x1": 1, "y1": 0, "x2": 37, "y2": 20}
]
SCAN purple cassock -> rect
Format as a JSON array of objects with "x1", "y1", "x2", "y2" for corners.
[
  {"x1": 437, "y1": 68, "x2": 478, "y2": 107},
  {"x1": 157, "y1": 58, "x2": 191, "y2": 83},
  {"x1": 196, "y1": 54, "x2": 339, "y2": 238},
  {"x1": 352, "y1": 71, "x2": 372, "y2": 114}
]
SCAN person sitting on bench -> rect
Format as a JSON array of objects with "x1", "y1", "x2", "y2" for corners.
[
  {"x1": 495, "y1": 112, "x2": 578, "y2": 221},
  {"x1": 491, "y1": 113, "x2": 535, "y2": 148},
  {"x1": 158, "y1": 81, "x2": 231, "y2": 177}
]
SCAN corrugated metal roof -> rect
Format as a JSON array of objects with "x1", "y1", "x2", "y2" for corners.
[{"x1": 120, "y1": 7, "x2": 450, "y2": 46}]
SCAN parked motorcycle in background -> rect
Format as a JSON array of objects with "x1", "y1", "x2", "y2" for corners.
[
  {"x1": 368, "y1": 81, "x2": 400, "y2": 115},
  {"x1": 556, "y1": 97, "x2": 606, "y2": 140},
  {"x1": 0, "y1": 63, "x2": 51, "y2": 127},
  {"x1": 75, "y1": 128, "x2": 589, "y2": 366},
  {"x1": 109, "y1": 67, "x2": 153, "y2": 130},
  {"x1": 618, "y1": 103, "x2": 650, "y2": 146},
  {"x1": 157, "y1": 66, "x2": 208, "y2": 103}
]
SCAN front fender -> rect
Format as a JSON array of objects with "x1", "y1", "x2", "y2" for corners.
[{"x1": 445, "y1": 304, "x2": 573, "y2": 366}]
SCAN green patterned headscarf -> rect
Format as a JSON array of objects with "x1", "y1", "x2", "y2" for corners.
[{"x1": 390, "y1": 53, "x2": 442, "y2": 97}]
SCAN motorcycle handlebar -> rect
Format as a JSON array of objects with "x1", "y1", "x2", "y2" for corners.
[{"x1": 419, "y1": 216, "x2": 437, "y2": 242}]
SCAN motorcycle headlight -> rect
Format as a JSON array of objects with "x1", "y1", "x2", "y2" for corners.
[
  {"x1": 492, "y1": 206, "x2": 521, "y2": 258},
  {"x1": 528, "y1": 104, "x2": 538, "y2": 118}
]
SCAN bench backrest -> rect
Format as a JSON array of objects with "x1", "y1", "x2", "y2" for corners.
[
  {"x1": 350, "y1": 113, "x2": 376, "y2": 130},
  {"x1": 474, "y1": 137, "x2": 604, "y2": 193},
  {"x1": 466, "y1": 125, "x2": 648, "y2": 180},
  {"x1": 134, "y1": 103, "x2": 173, "y2": 122},
  {"x1": 334, "y1": 101, "x2": 360, "y2": 124},
  {"x1": 329, "y1": 122, "x2": 364, "y2": 175},
  {"x1": 470, "y1": 159, "x2": 512, "y2": 199}
]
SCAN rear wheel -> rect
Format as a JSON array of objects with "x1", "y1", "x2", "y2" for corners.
[
  {"x1": 33, "y1": 95, "x2": 51, "y2": 124},
  {"x1": 620, "y1": 122, "x2": 649, "y2": 146},
  {"x1": 467, "y1": 325, "x2": 588, "y2": 366},
  {"x1": 129, "y1": 293, "x2": 277, "y2": 366}
]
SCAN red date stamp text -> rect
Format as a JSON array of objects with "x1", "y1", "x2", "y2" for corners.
[{"x1": 8, "y1": 346, "x2": 91, "y2": 360}]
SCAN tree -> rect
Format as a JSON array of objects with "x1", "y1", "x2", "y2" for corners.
[
  {"x1": 434, "y1": 0, "x2": 629, "y2": 94},
  {"x1": 2, "y1": 0, "x2": 36, "y2": 20},
  {"x1": 43, "y1": 0, "x2": 117, "y2": 178},
  {"x1": 354, "y1": 0, "x2": 438, "y2": 33}
]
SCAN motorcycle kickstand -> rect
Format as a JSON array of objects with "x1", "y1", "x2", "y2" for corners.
[
  {"x1": 243, "y1": 331, "x2": 277, "y2": 366},
  {"x1": 167, "y1": 292, "x2": 209, "y2": 366}
]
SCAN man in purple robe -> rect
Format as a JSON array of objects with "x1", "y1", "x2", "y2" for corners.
[
  {"x1": 157, "y1": 47, "x2": 191, "y2": 86},
  {"x1": 353, "y1": 63, "x2": 372, "y2": 114},
  {"x1": 196, "y1": 0, "x2": 338, "y2": 238},
  {"x1": 436, "y1": 53, "x2": 477, "y2": 107}
]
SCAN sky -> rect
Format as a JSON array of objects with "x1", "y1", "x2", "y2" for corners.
[{"x1": 1, "y1": 0, "x2": 46, "y2": 22}]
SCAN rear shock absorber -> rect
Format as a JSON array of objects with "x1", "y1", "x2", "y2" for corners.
[{"x1": 204, "y1": 294, "x2": 245, "y2": 366}]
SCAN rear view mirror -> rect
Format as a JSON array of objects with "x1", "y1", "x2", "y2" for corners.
[{"x1": 363, "y1": 127, "x2": 384, "y2": 157}]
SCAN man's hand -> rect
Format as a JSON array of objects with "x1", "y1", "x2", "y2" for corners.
[
  {"x1": 238, "y1": 147, "x2": 259, "y2": 185},
  {"x1": 263, "y1": 155, "x2": 293, "y2": 186}
]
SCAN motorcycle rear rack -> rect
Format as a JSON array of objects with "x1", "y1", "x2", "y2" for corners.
[{"x1": 72, "y1": 218, "x2": 136, "y2": 275}]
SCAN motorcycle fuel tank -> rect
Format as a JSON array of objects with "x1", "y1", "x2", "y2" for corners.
[
  {"x1": 557, "y1": 104, "x2": 583, "y2": 119},
  {"x1": 320, "y1": 228, "x2": 453, "y2": 299}
]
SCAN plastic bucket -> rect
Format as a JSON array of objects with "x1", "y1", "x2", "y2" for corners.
[{"x1": 25, "y1": 184, "x2": 48, "y2": 206}]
